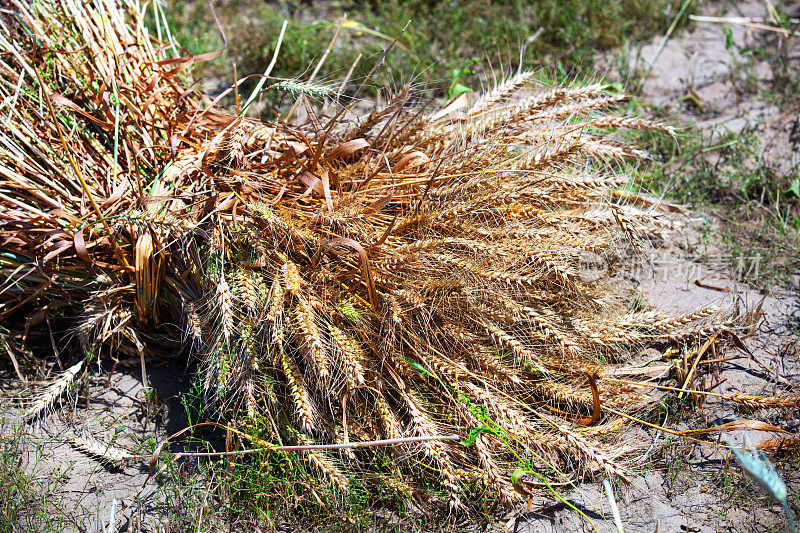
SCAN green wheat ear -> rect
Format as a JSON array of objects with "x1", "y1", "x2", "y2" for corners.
[
  {"x1": 336, "y1": 302, "x2": 364, "y2": 324},
  {"x1": 271, "y1": 79, "x2": 336, "y2": 98},
  {"x1": 724, "y1": 435, "x2": 796, "y2": 533}
]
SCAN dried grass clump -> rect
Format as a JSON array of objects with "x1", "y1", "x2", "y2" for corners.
[{"x1": 0, "y1": 0, "x2": 741, "y2": 513}]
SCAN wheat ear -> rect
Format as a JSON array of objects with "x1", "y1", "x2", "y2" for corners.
[
  {"x1": 400, "y1": 388, "x2": 461, "y2": 511},
  {"x1": 280, "y1": 349, "x2": 317, "y2": 434},
  {"x1": 217, "y1": 278, "x2": 234, "y2": 341},
  {"x1": 235, "y1": 269, "x2": 262, "y2": 317},
  {"x1": 66, "y1": 431, "x2": 136, "y2": 463},
  {"x1": 375, "y1": 391, "x2": 402, "y2": 440},
  {"x1": 468, "y1": 70, "x2": 535, "y2": 116},
  {"x1": 306, "y1": 449, "x2": 350, "y2": 490},
  {"x1": 329, "y1": 323, "x2": 366, "y2": 387},
  {"x1": 474, "y1": 434, "x2": 521, "y2": 504},
  {"x1": 551, "y1": 418, "x2": 632, "y2": 481},
  {"x1": 293, "y1": 298, "x2": 330, "y2": 384},
  {"x1": 727, "y1": 394, "x2": 800, "y2": 410},
  {"x1": 22, "y1": 359, "x2": 85, "y2": 421}
]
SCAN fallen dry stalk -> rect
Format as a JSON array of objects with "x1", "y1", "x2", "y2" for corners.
[
  {"x1": 689, "y1": 14, "x2": 800, "y2": 37},
  {"x1": 158, "y1": 434, "x2": 462, "y2": 459}
]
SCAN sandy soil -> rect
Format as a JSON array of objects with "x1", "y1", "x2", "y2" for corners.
[
  {"x1": 629, "y1": 0, "x2": 799, "y2": 177},
  {"x1": 1, "y1": 365, "x2": 191, "y2": 532}
]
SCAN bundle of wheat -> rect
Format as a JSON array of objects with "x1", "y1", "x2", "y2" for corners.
[{"x1": 1, "y1": 0, "x2": 743, "y2": 513}]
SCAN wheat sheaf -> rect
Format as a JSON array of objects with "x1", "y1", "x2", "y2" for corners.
[{"x1": 1, "y1": 0, "x2": 752, "y2": 514}]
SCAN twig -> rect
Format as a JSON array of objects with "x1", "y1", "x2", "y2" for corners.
[
  {"x1": 336, "y1": 52, "x2": 362, "y2": 105},
  {"x1": 689, "y1": 15, "x2": 799, "y2": 25},
  {"x1": 637, "y1": 0, "x2": 693, "y2": 92},
  {"x1": 0, "y1": 333, "x2": 24, "y2": 381},
  {"x1": 695, "y1": 274, "x2": 734, "y2": 292},
  {"x1": 678, "y1": 333, "x2": 718, "y2": 399},
  {"x1": 689, "y1": 14, "x2": 800, "y2": 37},
  {"x1": 603, "y1": 479, "x2": 624, "y2": 533},
  {"x1": 163, "y1": 434, "x2": 460, "y2": 458}
]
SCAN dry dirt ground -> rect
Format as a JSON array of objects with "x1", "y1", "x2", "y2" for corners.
[
  {"x1": 1, "y1": 366, "x2": 191, "y2": 531},
  {"x1": 2, "y1": 1, "x2": 799, "y2": 532}
]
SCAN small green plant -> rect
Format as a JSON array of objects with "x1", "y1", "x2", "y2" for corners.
[
  {"x1": 447, "y1": 59, "x2": 478, "y2": 99},
  {"x1": 789, "y1": 178, "x2": 800, "y2": 199},
  {"x1": 459, "y1": 394, "x2": 598, "y2": 529},
  {"x1": 180, "y1": 377, "x2": 204, "y2": 429},
  {"x1": 0, "y1": 424, "x2": 78, "y2": 532}
]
